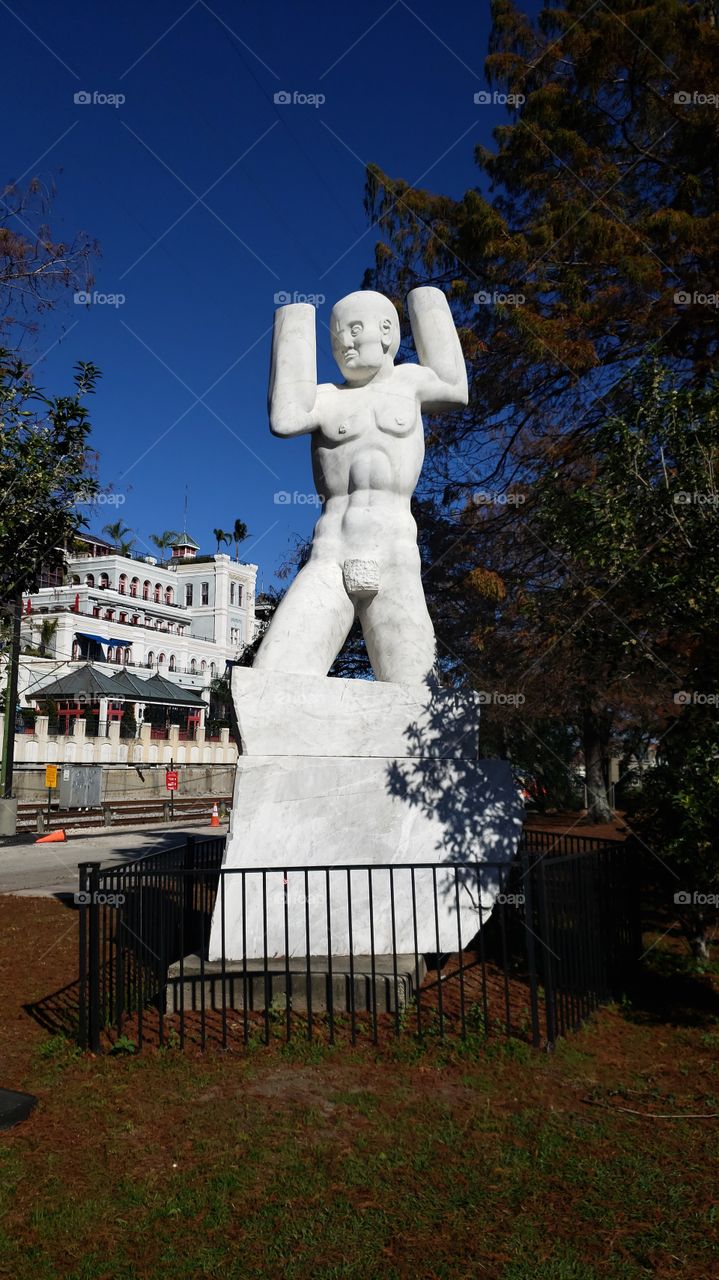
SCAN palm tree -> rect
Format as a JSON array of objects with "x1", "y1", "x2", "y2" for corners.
[
  {"x1": 103, "y1": 520, "x2": 132, "y2": 549},
  {"x1": 213, "y1": 527, "x2": 232, "y2": 554},
  {"x1": 231, "y1": 518, "x2": 249, "y2": 562},
  {"x1": 38, "y1": 618, "x2": 58, "y2": 658},
  {"x1": 150, "y1": 531, "x2": 177, "y2": 565},
  {"x1": 118, "y1": 538, "x2": 136, "y2": 556}
]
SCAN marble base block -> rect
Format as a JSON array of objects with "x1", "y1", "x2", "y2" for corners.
[{"x1": 208, "y1": 670, "x2": 523, "y2": 960}]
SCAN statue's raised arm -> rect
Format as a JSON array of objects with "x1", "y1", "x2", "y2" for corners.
[
  {"x1": 407, "y1": 286, "x2": 468, "y2": 412},
  {"x1": 268, "y1": 303, "x2": 318, "y2": 437}
]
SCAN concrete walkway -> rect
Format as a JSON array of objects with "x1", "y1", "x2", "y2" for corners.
[{"x1": 0, "y1": 824, "x2": 225, "y2": 898}]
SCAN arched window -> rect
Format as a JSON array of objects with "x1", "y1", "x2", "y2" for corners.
[
  {"x1": 200, "y1": 660, "x2": 206, "y2": 673},
  {"x1": 107, "y1": 646, "x2": 115, "y2": 663},
  {"x1": 154, "y1": 583, "x2": 161, "y2": 603},
  {"x1": 71, "y1": 575, "x2": 80, "y2": 586},
  {"x1": 190, "y1": 658, "x2": 197, "y2": 674},
  {"x1": 119, "y1": 612, "x2": 127, "y2": 623},
  {"x1": 169, "y1": 654, "x2": 176, "y2": 672},
  {"x1": 147, "y1": 651, "x2": 154, "y2": 668},
  {"x1": 99, "y1": 572, "x2": 110, "y2": 590},
  {"x1": 104, "y1": 609, "x2": 114, "y2": 621},
  {"x1": 132, "y1": 614, "x2": 140, "y2": 626},
  {"x1": 158, "y1": 652, "x2": 166, "y2": 666},
  {"x1": 123, "y1": 648, "x2": 131, "y2": 664},
  {"x1": 118, "y1": 574, "x2": 127, "y2": 595},
  {"x1": 165, "y1": 586, "x2": 174, "y2": 605},
  {"x1": 210, "y1": 662, "x2": 216, "y2": 678},
  {"x1": 142, "y1": 580, "x2": 150, "y2": 601},
  {"x1": 72, "y1": 640, "x2": 81, "y2": 660},
  {"x1": 130, "y1": 577, "x2": 139, "y2": 598},
  {"x1": 86, "y1": 573, "x2": 95, "y2": 587}
]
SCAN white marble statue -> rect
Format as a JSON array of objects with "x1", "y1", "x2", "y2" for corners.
[{"x1": 254, "y1": 289, "x2": 468, "y2": 684}]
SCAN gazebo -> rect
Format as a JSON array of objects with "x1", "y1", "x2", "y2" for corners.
[{"x1": 29, "y1": 663, "x2": 206, "y2": 737}]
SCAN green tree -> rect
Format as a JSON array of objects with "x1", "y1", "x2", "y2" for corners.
[
  {"x1": 0, "y1": 350, "x2": 100, "y2": 607},
  {"x1": 231, "y1": 518, "x2": 249, "y2": 562},
  {"x1": 102, "y1": 520, "x2": 132, "y2": 550},
  {"x1": 213, "y1": 527, "x2": 232, "y2": 554},
  {"x1": 149, "y1": 531, "x2": 177, "y2": 564}
]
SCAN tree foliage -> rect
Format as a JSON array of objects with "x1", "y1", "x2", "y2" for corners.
[{"x1": 0, "y1": 350, "x2": 100, "y2": 607}]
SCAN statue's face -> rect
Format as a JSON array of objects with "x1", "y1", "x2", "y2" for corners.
[{"x1": 330, "y1": 294, "x2": 397, "y2": 383}]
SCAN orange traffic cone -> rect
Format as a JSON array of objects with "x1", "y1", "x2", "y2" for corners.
[
  {"x1": 210, "y1": 803, "x2": 220, "y2": 828},
  {"x1": 35, "y1": 829, "x2": 66, "y2": 844}
]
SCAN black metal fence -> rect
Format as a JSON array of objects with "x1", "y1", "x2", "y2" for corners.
[{"x1": 77, "y1": 831, "x2": 641, "y2": 1054}]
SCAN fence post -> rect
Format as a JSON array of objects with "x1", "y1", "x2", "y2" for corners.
[
  {"x1": 183, "y1": 834, "x2": 196, "y2": 949},
  {"x1": 521, "y1": 851, "x2": 541, "y2": 1048},
  {"x1": 85, "y1": 861, "x2": 102, "y2": 1053},
  {"x1": 536, "y1": 859, "x2": 557, "y2": 1046}
]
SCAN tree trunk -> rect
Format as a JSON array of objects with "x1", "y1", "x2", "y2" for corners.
[{"x1": 582, "y1": 707, "x2": 612, "y2": 823}]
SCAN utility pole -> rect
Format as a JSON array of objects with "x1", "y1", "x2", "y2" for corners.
[{"x1": 0, "y1": 599, "x2": 22, "y2": 798}]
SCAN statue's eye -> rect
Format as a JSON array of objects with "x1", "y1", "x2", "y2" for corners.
[{"x1": 350, "y1": 323, "x2": 362, "y2": 336}]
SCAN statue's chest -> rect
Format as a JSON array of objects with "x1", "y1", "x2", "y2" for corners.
[{"x1": 320, "y1": 389, "x2": 417, "y2": 444}]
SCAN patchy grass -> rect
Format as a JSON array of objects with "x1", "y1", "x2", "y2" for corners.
[{"x1": 1, "y1": 895, "x2": 718, "y2": 1280}]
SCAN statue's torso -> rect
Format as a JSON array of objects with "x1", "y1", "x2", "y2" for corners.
[{"x1": 309, "y1": 369, "x2": 424, "y2": 562}]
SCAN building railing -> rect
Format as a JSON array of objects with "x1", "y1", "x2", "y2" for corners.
[{"x1": 76, "y1": 832, "x2": 640, "y2": 1055}]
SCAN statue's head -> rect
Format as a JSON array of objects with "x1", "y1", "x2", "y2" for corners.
[{"x1": 330, "y1": 291, "x2": 400, "y2": 383}]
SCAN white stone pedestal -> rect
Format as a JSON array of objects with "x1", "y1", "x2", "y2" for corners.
[{"x1": 208, "y1": 670, "x2": 523, "y2": 960}]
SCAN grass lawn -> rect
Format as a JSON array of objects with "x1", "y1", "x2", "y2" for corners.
[{"x1": 0, "y1": 895, "x2": 717, "y2": 1280}]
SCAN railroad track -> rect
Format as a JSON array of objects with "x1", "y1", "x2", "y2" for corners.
[{"x1": 15, "y1": 796, "x2": 233, "y2": 835}]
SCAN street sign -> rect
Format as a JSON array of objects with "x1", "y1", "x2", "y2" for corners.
[
  {"x1": 45, "y1": 765, "x2": 58, "y2": 790},
  {"x1": 165, "y1": 770, "x2": 178, "y2": 791}
]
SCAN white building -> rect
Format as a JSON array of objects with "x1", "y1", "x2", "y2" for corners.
[{"x1": 19, "y1": 532, "x2": 258, "y2": 712}]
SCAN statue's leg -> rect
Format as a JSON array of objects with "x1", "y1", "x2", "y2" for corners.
[
  {"x1": 253, "y1": 560, "x2": 355, "y2": 677},
  {"x1": 358, "y1": 564, "x2": 436, "y2": 684}
]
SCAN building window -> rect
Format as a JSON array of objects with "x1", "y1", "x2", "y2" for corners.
[
  {"x1": 118, "y1": 574, "x2": 127, "y2": 595},
  {"x1": 104, "y1": 609, "x2": 114, "y2": 621},
  {"x1": 158, "y1": 652, "x2": 165, "y2": 666},
  {"x1": 92, "y1": 606, "x2": 100, "y2": 619},
  {"x1": 143, "y1": 580, "x2": 150, "y2": 601},
  {"x1": 100, "y1": 573, "x2": 110, "y2": 590},
  {"x1": 169, "y1": 655, "x2": 176, "y2": 672},
  {"x1": 71, "y1": 575, "x2": 80, "y2": 586},
  {"x1": 72, "y1": 641, "x2": 81, "y2": 660},
  {"x1": 237, "y1": 584, "x2": 243, "y2": 606},
  {"x1": 210, "y1": 662, "x2": 216, "y2": 678},
  {"x1": 119, "y1": 612, "x2": 127, "y2": 623},
  {"x1": 201, "y1": 582, "x2": 209, "y2": 605},
  {"x1": 185, "y1": 584, "x2": 193, "y2": 606},
  {"x1": 86, "y1": 574, "x2": 95, "y2": 588},
  {"x1": 190, "y1": 658, "x2": 197, "y2": 674},
  {"x1": 130, "y1": 578, "x2": 139, "y2": 598},
  {"x1": 230, "y1": 583, "x2": 235, "y2": 604},
  {"x1": 147, "y1": 652, "x2": 154, "y2": 668},
  {"x1": 123, "y1": 648, "x2": 131, "y2": 665},
  {"x1": 154, "y1": 583, "x2": 161, "y2": 603},
  {"x1": 200, "y1": 660, "x2": 206, "y2": 673},
  {"x1": 165, "y1": 586, "x2": 174, "y2": 605}
]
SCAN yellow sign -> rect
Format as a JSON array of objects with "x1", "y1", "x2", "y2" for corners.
[{"x1": 45, "y1": 765, "x2": 58, "y2": 789}]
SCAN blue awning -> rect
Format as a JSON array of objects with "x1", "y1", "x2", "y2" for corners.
[
  {"x1": 75, "y1": 632, "x2": 109, "y2": 645},
  {"x1": 110, "y1": 638, "x2": 132, "y2": 647}
]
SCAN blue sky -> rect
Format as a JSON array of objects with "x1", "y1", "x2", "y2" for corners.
[{"x1": 3, "y1": 0, "x2": 536, "y2": 590}]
